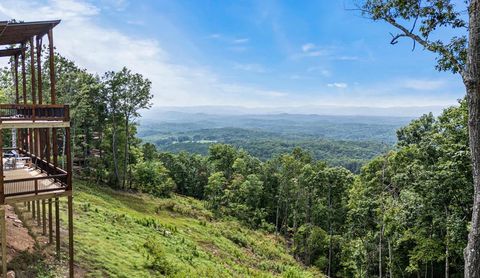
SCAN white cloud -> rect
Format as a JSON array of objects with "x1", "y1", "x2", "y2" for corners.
[
  {"x1": 232, "y1": 38, "x2": 249, "y2": 44},
  {"x1": 302, "y1": 43, "x2": 315, "y2": 52},
  {"x1": 336, "y1": 56, "x2": 359, "y2": 61},
  {"x1": 403, "y1": 79, "x2": 446, "y2": 90},
  {"x1": 233, "y1": 63, "x2": 266, "y2": 73},
  {"x1": 208, "y1": 33, "x2": 222, "y2": 39},
  {"x1": 298, "y1": 43, "x2": 329, "y2": 57},
  {"x1": 327, "y1": 82, "x2": 348, "y2": 88},
  {"x1": 0, "y1": 0, "x2": 283, "y2": 107},
  {"x1": 0, "y1": 0, "x2": 462, "y2": 108},
  {"x1": 100, "y1": 0, "x2": 129, "y2": 11},
  {"x1": 307, "y1": 67, "x2": 331, "y2": 77}
]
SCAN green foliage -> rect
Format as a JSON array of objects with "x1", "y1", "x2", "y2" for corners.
[
  {"x1": 141, "y1": 125, "x2": 395, "y2": 173},
  {"x1": 360, "y1": 0, "x2": 467, "y2": 73},
  {"x1": 64, "y1": 181, "x2": 322, "y2": 277},
  {"x1": 132, "y1": 161, "x2": 176, "y2": 197},
  {"x1": 143, "y1": 238, "x2": 176, "y2": 275},
  {"x1": 343, "y1": 99, "x2": 470, "y2": 277}
]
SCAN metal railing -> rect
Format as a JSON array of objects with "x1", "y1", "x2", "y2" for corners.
[{"x1": 0, "y1": 104, "x2": 69, "y2": 122}]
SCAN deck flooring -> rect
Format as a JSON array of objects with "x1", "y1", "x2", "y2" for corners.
[{"x1": 3, "y1": 167, "x2": 66, "y2": 202}]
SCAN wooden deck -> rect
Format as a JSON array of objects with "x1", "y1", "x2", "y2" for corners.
[
  {"x1": 0, "y1": 120, "x2": 69, "y2": 129},
  {"x1": 3, "y1": 167, "x2": 68, "y2": 204}
]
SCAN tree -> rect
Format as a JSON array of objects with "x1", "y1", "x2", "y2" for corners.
[
  {"x1": 103, "y1": 67, "x2": 152, "y2": 188},
  {"x1": 357, "y1": 1, "x2": 480, "y2": 276},
  {"x1": 132, "y1": 161, "x2": 175, "y2": 197},
  {"x1": 142, "y1": 143, "x2": 158, "y2": 162}
]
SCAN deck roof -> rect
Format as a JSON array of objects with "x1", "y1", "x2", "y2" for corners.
[
  {"x1": 0, "y1": 48, "x2": 24, "y2": 57},
  {"x1": 0, "y1": 20, "x2": 60, "y2": 46}
]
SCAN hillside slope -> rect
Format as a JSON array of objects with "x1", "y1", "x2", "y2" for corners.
[{"x1": 62, "y1": 180, "x2": 321, "y2": 277}]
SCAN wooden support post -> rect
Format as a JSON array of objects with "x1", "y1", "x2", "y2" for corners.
[
  {"x1": 0, "y1": 132, "x2": 3, "y2": 206},
  {"x1": 53, "y1": 128, "x2": 58, "y2": 168},
  {"x1": 66, "y1": 126, "x2": 72, "y2": 191},
  {"x1": 13, "y1": 54, "x2": 19, "y2": 104},
  {"x1": 28, "y1": 129, "x2": 33, "y2": 156},
  {"x1": 21, "y1": 43, "x2": 27, "y2": 104},
  {"x1": 48, "y1": 199, "x2": 53, "y2": 244},
  {"x1": 27, "y1": 201, "x2": 30, "y2": 211},
  {"x1": 0, "y1": 206, "x2": 6, "y2": 278},
  {"x1": 42, "y1": 200, "x2": 46, "y2": 235},
  {"x1": 29, "y1": 37, "x2": 36, "y2": 105},
  {"x1": 35, "y1": 129, "x2": 40, "y2": 161},
  {"x1": 48, "y1": 28, "x2": 56, "y2": 104},
  {"x1": 55, "y1": 197, "x2": 60, "y2": 260},
  {"x1": 0, "y1": 135, "x2": 4, "y2": 278},
  {"x1": 68, "y1": 196, "x2": 74, "y2": 278},
  {"x1": 36, "y1": 199, "x2": 40, "y2": 226},
  {"x1": 32, "y1": 200, "x2": 35, "y2": 219},
  {"x1": 46, "y1": 129, "x2": 51, "y2": 164},
  {"x1": 36, "y1": 36, "x2": 43, "y2": 104}
]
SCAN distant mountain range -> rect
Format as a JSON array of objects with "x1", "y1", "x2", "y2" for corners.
[{"x1": 141, "y1": 104, "x2": 448, "y2": 118}]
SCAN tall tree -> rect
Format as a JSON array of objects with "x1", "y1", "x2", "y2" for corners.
[
  {"x1": 116, "y1": 67, "x2": 152, "y2": 188},
  {"x1": 102, "y1": 67, "x2": 152, "y2": 188},
  {"x1": 357, "y1": 1, "x2": 480, "y2": 276}
]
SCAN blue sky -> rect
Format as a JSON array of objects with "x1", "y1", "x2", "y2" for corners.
[{"x1": 0, "y1": 0, "x2": 466, "y2": 108}]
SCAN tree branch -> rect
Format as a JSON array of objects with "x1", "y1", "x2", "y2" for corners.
[{"x1": 384, "y1": 16, "x2": 465, "y2": 76}]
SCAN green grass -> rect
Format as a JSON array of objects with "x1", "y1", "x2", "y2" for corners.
[{"x1": 60, "y1": 180, "x2": 322, "y2": 277}]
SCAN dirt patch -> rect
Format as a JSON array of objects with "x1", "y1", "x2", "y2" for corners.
[{"x1": 5, "y1": 205, "x2": 35, "y2": 262}]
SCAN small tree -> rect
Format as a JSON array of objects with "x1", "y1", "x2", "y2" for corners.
[{"x1": 133, "y1": 161, "x2": 175, "y2": 197}]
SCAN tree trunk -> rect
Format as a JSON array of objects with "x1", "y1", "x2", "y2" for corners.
[
  {"x1": 111, "y1": 114, "x2": 120, "y2": 187},
  {"x1": 122, "y1": 115, "x2": 129, "y2": 189},
  {"x1": 445, "y1": 205, "x2": 450, "y2": 278},
  {"x1": 327, "y1": 182, "x2": 332, "y2": 278},
  {"x1": 465, "y1": 2, "x2": 480, "y2": 278},
  {"x1": 379, "y1": 224, "x2": 383, "y2": 278},
  {"x1": 275, "y1": 197, "x2": 280, "y2": 236},
  {"x1": 388, "y1": 239, "x2": 393, "y2": 278}
]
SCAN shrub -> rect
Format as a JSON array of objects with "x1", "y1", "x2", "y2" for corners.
[
  {"x1": 143, "y1": 238, "x2": 175, "y2": 275},
  {"x1": 133, "y1": 161, "x2": 176, "y2": 197}
]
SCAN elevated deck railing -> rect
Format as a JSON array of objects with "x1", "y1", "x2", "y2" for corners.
[
  {"x1": 4, "y1": 174, "x2": 68, "y2": 197},
  {"x1": 0, "y1": 104, "x2": 69, "y2": 122},
  {"x1": 16, "y1": 148, "x2": 69, "y2": 180},
  {"x1": 1, "y1": 147, "x2": 70, "y2": 197}
]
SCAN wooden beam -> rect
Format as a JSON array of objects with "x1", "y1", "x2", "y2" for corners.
[
  {"x1": 68, "y1": 195, "x2": 74, "y2": 278},
  {"x1": 31, "y1": 199, "x2": 35, "y2": 219},
  {"x1": 28, "y1": 128, "x2": 33, "y2": 155},
  {"x1": 48, "y1": 29, "x2": 56, "y2": 104},
  {"x1": 46, "y1": 128, "x2": 51, "y2": 165},
  {"x1": 52, "y1": 127, "x2": 58, "y2": 167},
  {"x1": 0, "y1": 132, "x2": 3, "y2": 206},
  {"x1": 55, "y1": 197, "x2": 60, "y2": 260},
  {"x1": 0, "y1": 206, "x2": 6, "y2": 278},
  {"x1": 0, "y1": 121, "x2": 70, "y2": 129},
  {"x1": 29, "y1": 37, "x2": 36, "y2": 105},
  {"x1": 48, "y1": 198, "x2": 52, "y2": 243},
  {"x1": 66, "y1": 127, "x2": 72, "y2": 191},
  {"x1": 36, "y1": 36, "x2": 43, "y2": 104},
  {"x1": 21, "y1": 43, "x2": 27, "y2": 104},
  {"x1": 13, "y1": 54, "x2": 19, "y2": 104},
  {"x1": 4, "y1": 190, "x2": 70, "y2": 205},
  {"x1": 36, "y1": 199, "x2": 40, "y2": 226},
  {"x1": 42, "y1": 199, "x2": 46, "y2": 235}
]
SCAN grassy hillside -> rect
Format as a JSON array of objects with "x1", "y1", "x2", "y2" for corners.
[{"x1": 60, "y1": 180, "x2": 321, "y2": 277}]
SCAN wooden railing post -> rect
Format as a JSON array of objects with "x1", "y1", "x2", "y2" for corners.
[
  {"x1": 0, "y1": 128, "x2": 4, "y2": 205},
  {"x1": 48, "y1": 28, "x2": 56, "y2": 105}
]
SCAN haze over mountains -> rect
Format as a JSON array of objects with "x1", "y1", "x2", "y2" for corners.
[{"x1": 141, "y1": 104, "x2": 447, "y2": 118}]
